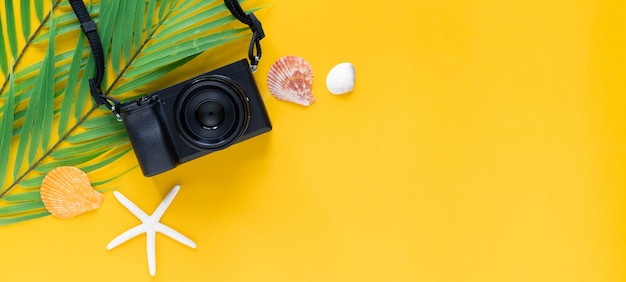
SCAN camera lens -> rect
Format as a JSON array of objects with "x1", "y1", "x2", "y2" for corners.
[
  {"x1": 195, "y1": 101, "x2": 225, "y2": 129},
  {"x1": 176, "y1": 75, "x2": 251, "y2": 151}
]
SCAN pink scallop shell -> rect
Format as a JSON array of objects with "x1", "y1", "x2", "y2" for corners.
[{"x1": 267, "y1": 56, "x2": 315, "y2": 106}]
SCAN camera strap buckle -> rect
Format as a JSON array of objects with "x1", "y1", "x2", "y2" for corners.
[
  {"x1": 89, "y1": 78, "x2": 122, "y2": 121},
  {"x1": 224, "y1": 0, "x2": 265, "y2": 72}
]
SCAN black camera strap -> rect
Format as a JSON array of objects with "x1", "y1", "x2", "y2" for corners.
[
  {"x1": 68, "y1": 0, "x2": 122, "y2": 120},
  {"x1": 68, "y1": 0, "x2": 265, "y2": 119},
  {"x1": 224, "y1": 0, "x2": 265, "y2": 71}
]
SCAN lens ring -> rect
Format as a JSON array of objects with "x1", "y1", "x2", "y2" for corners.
[{"x1": 175, "y1": 75, "x2": 251, "y2": 151}]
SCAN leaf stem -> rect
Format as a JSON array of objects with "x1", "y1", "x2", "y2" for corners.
[
  {"x1": 0, "y1": 105, "x2": 99, "y2": 199},
  {"x1": 105, "y1": 2, "x2": 177, "y2": 96},
  {"x1": 0, "y1": 0, "x2": 62, "y2": 96}
]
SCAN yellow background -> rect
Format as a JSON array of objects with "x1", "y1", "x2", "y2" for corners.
[{"x1": 2, "y1": 0, "x2": 626, "y2": 281}]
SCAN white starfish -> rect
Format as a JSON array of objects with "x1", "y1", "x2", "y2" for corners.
[{"x1": 107, "y1": 185, "x2": 197, "y2": 276}]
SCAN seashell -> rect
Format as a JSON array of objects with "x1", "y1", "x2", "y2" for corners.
[
  {"x1": 267, "y1": 56, "x2": 315, "y2": 106},
  {"x1": 40, "y1": 166, "x2": 103, "y2": 219},
  {"x1": 326, "y1": 62, "x2": 355, "y2": 95}
]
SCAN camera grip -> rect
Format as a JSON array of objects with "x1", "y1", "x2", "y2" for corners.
[{"x1": 122, "y1": 100, "x2": 178, "y2": 176}]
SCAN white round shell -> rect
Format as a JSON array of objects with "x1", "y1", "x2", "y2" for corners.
[{"x1": 326, "y1": 62, "x2": 355, "y2": 95}]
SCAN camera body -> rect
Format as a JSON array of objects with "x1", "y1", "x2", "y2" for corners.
[{"x1": 120, "y1": 59, "x2": 272, "y2": 176}]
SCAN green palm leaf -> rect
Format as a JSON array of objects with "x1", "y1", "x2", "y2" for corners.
[
  {"x1": 0, "y1": 212, "x2": 51, "y2": 226},
  {"x1": 34, "y1": 0, "x2": 45, "y2": 21},
  {"x1": 0, "y1": 66, "x2": 16, "y2": 197},
  {"x1": 3, "y1": 0, "x2": 18, "y2": 59},
  {"x1": 0, "y1": 14, "x2": 8, "y2": 74},
  {"x1": 4, "y1": 191, "x2": 41, "y2": 202},
  {"x1": 12, "y1": 11, "x2": 56, "y2": 180},
  {"x1": 0, "y1": 0, "x2": 259, "y2": 225},
  {"x1": 20, "y1": 0, "x2": 31, "y2": 40}
]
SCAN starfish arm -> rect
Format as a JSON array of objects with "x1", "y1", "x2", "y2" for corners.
[
  {"x1": 146, "y1": 230, "x2": 157, "y2": 276},
  {"x1": 151, "y1": 185, "x2": 181, "y2": 221},
  {"x1": 107, "y1": 224, "x2": 148, "y2": 250},
  {"x1": 156, "y1": 222, "x2": 197, "y2": 249},
  {"x1": 113, "y1": 191, "x2": 150, "y2": 221}
]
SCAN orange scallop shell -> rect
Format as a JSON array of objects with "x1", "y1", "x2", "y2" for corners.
[
  {"x1": 267, "y1": 56, "x2": 315, "y2": 106},
  {"x1": 40, "y1": 166, "x2": 103, "y2": 219}
]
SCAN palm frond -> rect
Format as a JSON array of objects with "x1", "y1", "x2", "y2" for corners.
[
  {"x1": 34, "y1": 0, "x2": 45, "y2": 21},
  {"x1": 3, "y1": 0, "x2": 18, "y2": 59},
  {"x1": 0, "y1": 13, "x2": 8, "y2": 74},
  {"x1": 33, "y1": 3, "x2": 101, "y2": 43},
  {"x1": 0, "y1": 212, "x2": 51, "y2": 226},
  {"x1": 20, "y1": 0, "x2": 31, "y2": 40},
  {"x1": 1, "y1": 1, "x2": 61, "y2": 85},
  {"x1": 12, "y1": 12, "x2": 56, "y2": 180},
  {"x1": 0, "y1": 0, "x2": 260, "y2": 225},
  {"x1": 0, "y1": 66, "x2": 16, "y2": 197},
  {"x1": 58, "y1": 31, "x2": 86, "y2": 135},
  {"x1": 4, "y1": 190, "x2": 40, "y2": 202}
]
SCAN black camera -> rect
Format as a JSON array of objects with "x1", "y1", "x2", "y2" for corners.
[{"x1": 120, "y1": 59, "x2": 272, "y2": 177}]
